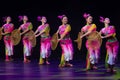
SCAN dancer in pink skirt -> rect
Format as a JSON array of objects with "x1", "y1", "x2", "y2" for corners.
[
  {"x1": 34, "y1": 16, "x2": 51, "y2": 65},
  {"x1": 99, "y1": 16, "x2": 119, "y2": 73},
  {"x1": 2, "y1": 16, "x2": 14, "y2": 61},
  {"x1": 56, "y1": 15, "x2": 74, "y2": 67},
  {"x1": 18, "y1": 15, "x2": 33, "y2": 63},
  {"x1": 80, "y1": 13, "x2": 100, "y2": 70}
]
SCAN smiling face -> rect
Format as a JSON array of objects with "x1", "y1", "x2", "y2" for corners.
[
  {"x1": 6, "y1": 16, "x2": 11, "y2": 23},
  {"x1": 41, "y1": 16, "x2": 47, "y2": 24},
  {"x1": 104, "y1": 18, "x2": 110, "y2": 24},
  {"x1": 62, "y1": 16, "x2": 68, "y2": 24},
  {"x1": 23, "y1": 16, "x2": 28, "y2": 22},
  {"x1": 86, "y1": 16, "x2": 93, "y2": 24}
]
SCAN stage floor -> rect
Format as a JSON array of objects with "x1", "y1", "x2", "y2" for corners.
[{"x1": 0, "y1": 60, "x2": 120, "y2": 80}]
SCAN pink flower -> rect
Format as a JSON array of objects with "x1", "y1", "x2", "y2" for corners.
[
  {"x1": 18, "y1": 16, "x2": 23, "y2": 22},
  {"x1": 83, "y1": 13, "x2": 90, "y2": 19},
  {"x1": 58, "y1": 15, "x2": 66, "y2": 20},
  {"x1": 37, "y1": 16, "x2": 42, "y2": 21},
  {"x1": 99, "y1": 16, "x2": 105, "y2": 23}
]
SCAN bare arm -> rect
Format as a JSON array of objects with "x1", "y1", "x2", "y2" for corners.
[
  {"x1": 34, "y1": 29, "x2": 39, "y2": 35},
  {"x1": 81, "y1": 24, "x2": 96, "y2": 38},
  {"x1": 18, "y1": 26, "x2": 21, "y2": 31},
  {"x1": 59, "y1": 25, "x2": 71, "y2": 40},
  {"x1": 102, "y1": 33, "x2": 114, "y2": 38},
  {"x1": 20, "y1": 28, "x2": 29, "y2": 35},
  {"x1": 59, "y1": 32, "x2": 67, "y2": 40},
  {"x1": 1, "y1": 27, "x2": 5, "y2": 35},
  {"x1": 56, "y1": 29, "x2": 59, "y2": 34},
  {"x1": 80, "y1": 30, "x2": 91, "y2": 38},
  {"x1": 1, "y1": 26, "x2": 12, "y2": 35},
  {"x1": 35, "y1": 30, "x2": 45, "y2": 37},
  {"x1": 100, "y1": 26, "x2": 115, "y2": 38}
]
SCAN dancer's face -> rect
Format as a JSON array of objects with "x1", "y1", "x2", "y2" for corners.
[
  {"x1": 41, "y1": 17, "x2": 47, "y2": 23},
  {"x1": 6, "y1": 17, "x2": 11, "y2": 23},
  {"x1": 23, "y1": 16, "x2": 28, "y2": 22},
  {"x1": 86, "y1": 16, "x2": 93, "y2": 24},
  {"x1": 104, "y1": 18, "x2": 110, "y2": 24},
  {"x1": 62, "y1": 16, "x2": 68, "y2": 24}
]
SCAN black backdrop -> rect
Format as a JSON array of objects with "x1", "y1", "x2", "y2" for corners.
[{"x1": 0, "y1": 0, "x2": 120, "y2": 63}]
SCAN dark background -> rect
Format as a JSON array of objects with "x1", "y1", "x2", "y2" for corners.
[{"x1": 0, "y1": 0, "x2": 120, "y2": 63}]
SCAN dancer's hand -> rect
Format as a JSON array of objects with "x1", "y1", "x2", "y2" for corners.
[
  {"x1": 101, "y1": 36, "x2": 105, "y2": 38},
  {"x1": 80, "y1": 35, "x2": 83, "y2": 38},
  {"x1": 35, "y1": 35, "x2": 37, "y2": 38},
  {"x1": 20, "y1": 33, "x2": 22, "y2": 36},
  {"x1": 1, "y1": 32, "x2": 5, "y2": 35},
  {"x1": 2, "y1": 32, "x2": 9, "y2": 35},
  {"x1": 58, "y1": 38, "x2": 61, "y2": 42}
]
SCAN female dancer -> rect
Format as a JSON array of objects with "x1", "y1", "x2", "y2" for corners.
[
  {"x1": 56, "y1": 15, "x2": 73, "y2": 67},
  {"x1": 18, "y1": 15, "x2": 33, "y2": 63},
  {"x1": 34, "y1": 16, "x2": 51, "y2": 65},
  {"x1": 99, "y1": 17, "x2": 119, "y2": 73},
  {"x1": 80, "y1": 13, "x2": 100, "y2": 70},
  {"x1": 2, "y1": 16, "x2": 14, "y2": 61}
]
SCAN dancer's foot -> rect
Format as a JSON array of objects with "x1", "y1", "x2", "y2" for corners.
[
  {"x1": 106, "y1": 68, "x2": 111, "y2": 73},
  {"x1": 23, "y1": 57, "x2": 27, "y2": 62},
  {"x1": 59, "y1": 64, "x2": 65, "y2": 68},
  {"x1": 46, "y1": 61, "x2": 50, "y2": 65},
  {"x1": 10, "y1": 58, "x2": 14, "y2": 61},
  {"x1": 93, "y1": 66, "x2": 98, "y2": 70},
  {"x1": 65, "y1": 63, "x2": 73, "y2": 67},
  {"x1": 5, "y1": 59, "x2": 10, "y2": 62},
  {"x1": 23, "y1": 58, "x2": 30, "y2": 63},
  {"x1": 39, "y1": 61, "x2": 44, "y2": 65},
  {"x1": 27, "y1": 59, "x2": 31, "y2": 63},
  {"x1": 39, "y1": 58, "x2": 45, "y2": 65},
  {"x1": 23, "y1": 58, "x2": 27, "y2": 63}
]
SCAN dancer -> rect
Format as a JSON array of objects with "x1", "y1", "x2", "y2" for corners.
[
  {"x1": 18, "y1": 15, "x2": 33, "y2": 63},
  {"x1": 80, "y1": 13, "x2": 100, "y2": 70},
  {"x1": 2, "y1": 16, "x2": 14, "y2": 61},
  {"x1": 99, "y1": 17, "x2": 119, "y2": 73},
  {"x1": 34, "y1": 16, "x2": 51, "y2": 65},
  {"x1": 56, "y1": 15, "x2": 73, "y2": 67}
]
